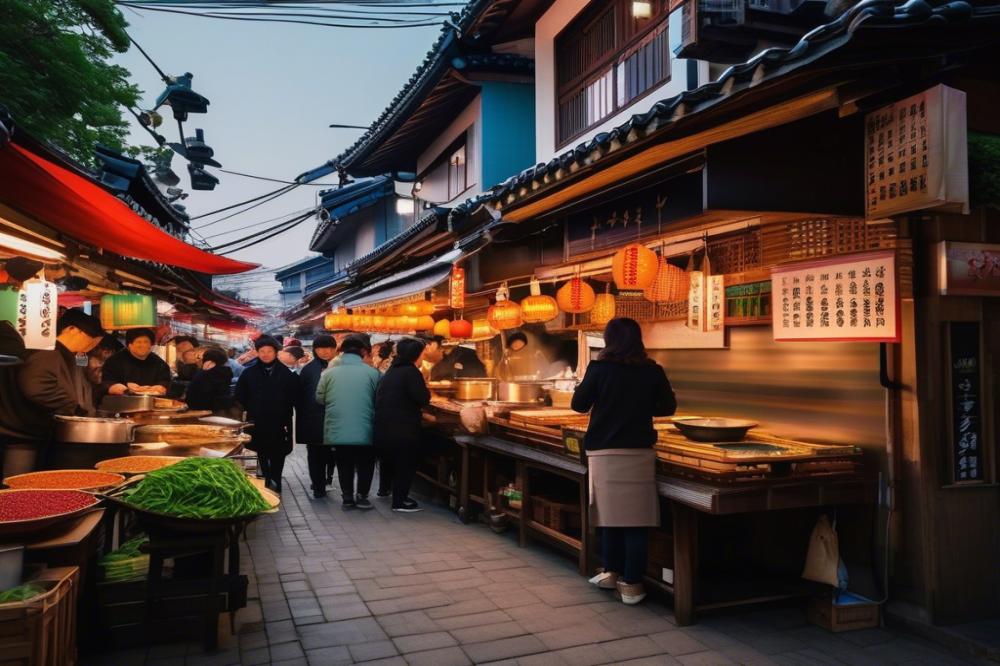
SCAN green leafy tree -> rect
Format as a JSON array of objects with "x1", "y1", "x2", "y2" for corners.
[{"x1": 0, "y1": 0, "x2": 142, "y2": 165}]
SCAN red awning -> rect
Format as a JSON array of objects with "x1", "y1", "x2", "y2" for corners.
[
  {"x1": 199, "y1": 296, "x2": 264, "y2": 318},
  {"x1": 0, "y1": 143, "x2": 257, "y2": 275}
]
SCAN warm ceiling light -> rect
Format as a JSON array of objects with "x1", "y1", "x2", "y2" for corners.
[
  {"x1": 633, "y1": 1, "x2": 652, "y2": 18},
  {"x1": 0, "y1": 230, "x2": 65, "y2": 261}
]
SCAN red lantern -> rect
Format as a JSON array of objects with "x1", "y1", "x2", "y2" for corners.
[
  {"x1": 612, "y1": 243, "x2": 658, "y2": 293},
  {"x1": 487, "y1": 283, "x2": 521, "y2": 330},
  {"x1": 449, "y1": 265, "x2": 465, "y2": 310},
  {"x1": 449, "y1": 319, "x2": 473, "y2": 338}
]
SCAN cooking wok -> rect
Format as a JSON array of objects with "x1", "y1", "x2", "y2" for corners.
[{"x1": 673, "y1": 417, "x2": 758, "y2": 442}]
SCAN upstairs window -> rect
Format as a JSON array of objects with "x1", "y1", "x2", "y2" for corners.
[{"x1": 556, "y1": 0, "x2": 671, "y2": 147}]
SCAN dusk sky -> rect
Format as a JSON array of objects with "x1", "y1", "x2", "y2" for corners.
[{"x1": 113, "y1": 4, "x2": 447, "y2": 307}]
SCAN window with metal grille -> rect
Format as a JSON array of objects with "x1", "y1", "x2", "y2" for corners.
[{"x1": 556, "y1": 0, "x2": 671, "y2": 147}]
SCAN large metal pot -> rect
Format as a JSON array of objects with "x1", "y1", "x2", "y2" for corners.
[
  {"x1": 53, "y1": 415, "x2": 137, "y2": 444},
  {"x1": 455, "y1": 379, "x2": 496, "y2": 401},
  {"x1": 496, "y1": 381, "x2": 547, "y2": 404},
  {"x1": 99, "y1": 394, "x2": 156, "y2": 414}
]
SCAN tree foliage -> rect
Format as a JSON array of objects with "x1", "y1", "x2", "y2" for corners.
[{"x1": 0, "y1": 0, "x2": 142, "y2": 165}]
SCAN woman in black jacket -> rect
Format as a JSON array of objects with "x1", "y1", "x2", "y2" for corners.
[
  {"x1": 373, "y1": 337, "x2": 430, "y2": 512},
  {"x1": 184, "y1": 347, "x2": 235, "y2": 414},
  {"x1": 297, "y1": 335, "x2": 337, "y2": 498},
  {"x1": 571, "y1": 317, "x2": 676, "y2": 605},
  {"x1": 234, "y1": 336, "x2": 300, "y2": 493}
]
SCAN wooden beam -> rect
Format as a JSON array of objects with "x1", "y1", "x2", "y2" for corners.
[{"x1": 503, "y1": 88, "x2": 841, "y2": 223}]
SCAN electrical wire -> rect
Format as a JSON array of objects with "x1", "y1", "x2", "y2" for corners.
[
  {"x1": 209, "y1": 210, "x2": 314, "y2": 251},
  {"x1": 189, "y1": 184, "x2": 297, "y2": 222},
  {"x1": 218, "y1": 215, "x2": 311, "y2": 255},
  {"x1": 127, "y1": 35, "x2": 170, "y2": 82},
  {"x1": 202, "y1": 207, "x2": 315, "y2": 239},
  {"x1": 218, "y1": 169, "x2": 333, "y2": 186},
  {"x1": 118, "y1": 2, "x2": 445, "y2": 27}
]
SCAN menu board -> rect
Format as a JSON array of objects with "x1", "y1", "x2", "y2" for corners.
[
  {"x1": 687, "y1": 272, "x2": 724, "y2": 332},
  {"x1": 938, "y1": 241, "x2": 1000, "y2": 296},
  {"x1": 949, "y1": 322, "x2": 983, "y2": 483},
  {"x1": 771, "y1": 250, "x2": 899, "y2": 342},
  {"x1": 865, "y1": 84, "x2": 968, "y2": 219}
]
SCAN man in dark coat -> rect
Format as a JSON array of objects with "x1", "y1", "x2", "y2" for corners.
[
  {"x1": 422, "y1": 336, "x2": 487, "y2": 380},
  {"x1": 374, "y1": 337, "x2": 431, "y2": 512},
  {"x1": 11, "y1": 309, "x2": 105, "y2": 475},
  {"x1": 235, "y1": 335, "x2": 299, "y2": 493},
  {"x1": 297, "y1": 334, "x2": 337, "y2": 498},
  {"x1": 100, "y1": 328, "x2": 172, "y2": 399},
  {"x1": 185, "y1": 347, "x2": 235, "y2": 414}
]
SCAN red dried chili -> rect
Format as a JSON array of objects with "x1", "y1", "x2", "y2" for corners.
[{"x1": 0, "y1": 490, "x2": 97, "y2": 521}]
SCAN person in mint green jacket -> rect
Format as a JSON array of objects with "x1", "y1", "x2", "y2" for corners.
[{"x1": 315, "y1": 334, "x2": 381, "y2": 508}]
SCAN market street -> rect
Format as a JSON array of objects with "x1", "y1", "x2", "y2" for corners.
[{"x1": 84, "y1": 445, "x2": 979, "y2": 666}]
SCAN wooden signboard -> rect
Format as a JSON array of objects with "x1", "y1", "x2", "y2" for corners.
[
  {"x1": 771, "y1": 250, "x2": 899, "y2": 342},
  {"x1": 865, "y1": 84, "x2": 968, "y2": 219},
  {"x1": 948, "y1": 322, "x2": 985, "y2": 483},
  {"x1": 937, "y1": 241, "x2": 1000, "y2": 296}
]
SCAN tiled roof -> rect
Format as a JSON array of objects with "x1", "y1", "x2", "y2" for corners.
[
  {"x1": 309, "y1": 176, "x2": 396, "y2": 251},
  {"x1": 453, "y1": 0, "x2": 996, "y2": 219},
  {"x1": 344, "y1": 206, "x2": 448, "y2": 277}
]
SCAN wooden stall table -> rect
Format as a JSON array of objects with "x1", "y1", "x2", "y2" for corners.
[{"x1": 655, "y1": 475, "x2": 875, "y2": 626}]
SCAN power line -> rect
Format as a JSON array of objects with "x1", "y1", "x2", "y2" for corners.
[
  {"x1": 202, "y1": 207, "x2": 315, "y2": 239},
  {"x1": 216, "y1": 213, "x2": 313, "y2": 254},
  {"x1": 210, "y1": 210, "x2": 313, "y2": 251},
  {"x1": 190, "y1": 184, "x2": 297, "y2": 223},
  {"x1": 218, "y1": 169, "x2": 334, "y2": 186},
  {"x1": 127, "y1": 35, "x2": 170, "y2": 82},
  {"x1": 118, "y1": 2, "x2": 445, "y2": 28}
]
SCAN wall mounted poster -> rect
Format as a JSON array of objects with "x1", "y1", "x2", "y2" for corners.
[
  {"x1": 949, "y1": 322, "x2": 984, "y2": 483},
  {"x1": 771, "y1": 249, "x2": 899, "y2": 342},
  {"x1": 864, "y1": 84, "x2": 968, "y2": 219},
  {"x1": 937, "y1": 241, "x2": 1000, "y2": 296}
]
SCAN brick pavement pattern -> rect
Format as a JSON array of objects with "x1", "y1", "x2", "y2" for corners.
[{"x1": 86, "y1": 446, "x2": 982, "y2": 666}]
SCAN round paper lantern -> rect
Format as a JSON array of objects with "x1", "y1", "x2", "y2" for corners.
[
  {"x1": 14, "y1": 279, "x2": 58, "y2": 350},
  {"x1": 433, "y1": 318, "x2": 452, "y2": 337},
  {"x1": 487, "y1": 283, "x2": 521, "y2": 330},
  {"x1": 520, "y1": 277, "x2": 559, "y2": 324},
  {"x1": 612, "y1": 243, "x2": 658, "y2": 293},
  {"x1": 591, "y1": 286, "x2": 616, "y2": 325},
  {"x1": 414, "y1": 315, "x2": 435, "y2": 331},
  {"x1": 556, "y1": 277, "x2": 595, "y2": 314},
  {"x1": 399, "y1": 300, "x2": 434, "y2": 317},
  {"x1": 644, "y1": 255, "x2": 690, "y2": 303},
  {"x1": 324, "y1": 309, "x2": 352, "y2": 331},
  {"x1": 471, "y1": 319, "x2": 496, "y2": 340},
  {"x1": 449, "y1": 319, "x2": 473, "y2": 339},
  {"x1": 372, "y1": 315, "x2": 387, "y2": 332},
  {"x1": 100, "y1": 293, "x2": 156, "y2": 331}
]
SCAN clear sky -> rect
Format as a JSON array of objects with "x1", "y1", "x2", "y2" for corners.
[{"x1": 113, "y1": 4, "x2": 448, "y2": 308}]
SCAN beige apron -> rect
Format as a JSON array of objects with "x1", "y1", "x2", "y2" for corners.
[{"x1": 587, "y1": 448, "x2": 659, "y2": 527}]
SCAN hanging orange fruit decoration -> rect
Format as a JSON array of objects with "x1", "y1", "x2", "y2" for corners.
[
  {"x1": 449, "y1": 319, "x2": 473, "y2": 339},
  {"x1": 520, "y1": 277, "x2": 559, "y2": 324},
  {"x1": 556, "y1": 276, "x2": 595, "y2": 314},
  {"x1": 591, "y1": 285, "x2": 616, "y2": 325},
  {"x1": 612, "y1": 243, "x2": 658, "y2": 295},
  {"x1": 433, "y1": 318, "x2": 451, "y2": 337},
  {"x1": 487, "y1": 282, "x2": 521, "y2": 330},
  {"x1": 644, "y1": 253, "x2": 689, "y2": 303}
]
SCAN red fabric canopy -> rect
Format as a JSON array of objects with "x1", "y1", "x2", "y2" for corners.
[
  {"x1": 0, "y1": 143, "x2": 257, "y2": 275},
  {"x1": 199, "y1": 296, "x2": 264, "y2": 318}
]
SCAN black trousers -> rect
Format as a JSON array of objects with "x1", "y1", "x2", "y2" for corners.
[
  {"x1": 336, "y1": 446, "x2": 375, "y2": 500},
  {"x1": 600, "y1": 527, "x2": 648, "y2": 584},
  {"x1": 389, "y1": 444, "x2": 419, "y2": 508},
  {"x1": 256, "y1": 450, "x2": 286, "y2": 491},
  {"x1": 307, "y1": 445, "x2": 335, "y2": 492}
]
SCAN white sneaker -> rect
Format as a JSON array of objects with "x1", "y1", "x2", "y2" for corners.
[{"x1": 588, "y1": 570, "x2": 619, "y2": 590}]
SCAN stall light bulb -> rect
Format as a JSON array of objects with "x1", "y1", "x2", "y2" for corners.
[{"x1": 632, "y1": 1, "x2": 652, "y2": 18}]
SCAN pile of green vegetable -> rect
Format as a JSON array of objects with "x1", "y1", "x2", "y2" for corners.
[
  {"x1": 0, "y1": 583, "x2": 45, "y2": 604},
  {"x1": 123, "y1": 458, "x2": 270, "y2": 519},
  {"x1": 99, "y1": 534, "x2": 150, "y2": 582}
]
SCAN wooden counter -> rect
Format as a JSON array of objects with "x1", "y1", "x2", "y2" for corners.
[{"x1": 423, "y1": 402, "x2": 874, "y2": 625}]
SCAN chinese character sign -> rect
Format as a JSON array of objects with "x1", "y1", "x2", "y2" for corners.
[
  {"x1": 865, "y1": 84, "x2": 968, "y2": 218},
  {"x1": 449, "y1": 265, "x2": 465, "y2": 310},
  {"x1": 949, "y1": 322, "x2": 983, "y2": 482},
  {"x1": 17, "y1": 278, "x2": 57, "y2": 350},
  {"x1": 687, "y1": 271, "x2": 724, "y2": 333},
  {"x1": 771, "y1": 250, "x2": 898, "y2": 342}
]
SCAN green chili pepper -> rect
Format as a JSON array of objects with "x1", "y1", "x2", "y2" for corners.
[{"x1": 124, "y1": 458, "x2": 270, "y2": 519}]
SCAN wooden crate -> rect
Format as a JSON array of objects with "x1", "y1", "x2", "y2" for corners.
[
  {"x1": 531, "y1": 496, "x2": 582, "y2": 534},
  {"x1": 0, "y1": 567, "x2": 79, "y2": 666},
  {"x1": 807, "y1": 592, "x2": 879, "y2": 632}
]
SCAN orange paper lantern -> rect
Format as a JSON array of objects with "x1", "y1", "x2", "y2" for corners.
[
  {"x1": 612, "y1": 243, "x2": 658, "y2": 293},
  {"x1": 372, "y1": 315, "x2": 387, "y2": 332},
  {"x1": 433, "y1": 318, "x2": 451, "y2": 337},
  {"x1": 556, "y1": 277, "x2": 595, "y2": 314},
  {"x1": 414, "y1": 315, "x2": 435, "y2": 331},
  {"x1": 520, "y1": 277, "x2": 559, "y2": 324},
  {"x1": 449, "y1": 319, "x2": 473, "y2": 338},
  {"x1": 471, "y1": 319, "x2": 496, "y2": 339},
  {"x1": 591, "y1": 286, "x2": 616, "y2": 325},
  {"x1": 324, "y1": 309, "x2": 352, "y2": 331},
  {"x1": 644, "y1": 254, "x2": 690, "y2": 303},
  {"x1": 487, "y1": 283, "x2": 521, "y2": 330},
  {"x1": 399, "y1": 300, "x2": 434, "y2": 317}
]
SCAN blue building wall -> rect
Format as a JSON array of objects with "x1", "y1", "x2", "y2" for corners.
[{"x1": 480, "y1": 81, "x2": 535, "y2": 190}]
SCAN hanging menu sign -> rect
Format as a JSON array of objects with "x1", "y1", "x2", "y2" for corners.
[
  {"x1": 771, "y1": 250, "x2": 899, "y2": 342},
  {"x1": 949, "y1": 322, "x2": 983, "y2": 483},
  {"x1": 864, "y1": 84, "x2": 968, "y2": 219}
]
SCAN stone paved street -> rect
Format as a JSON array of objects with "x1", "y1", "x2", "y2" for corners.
[{"x1": 86, "y1": 446, "x2": 983, "y2": 666}]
